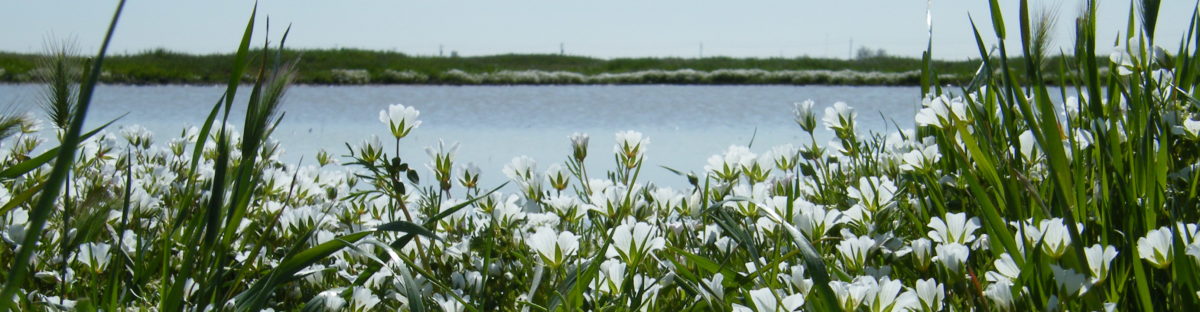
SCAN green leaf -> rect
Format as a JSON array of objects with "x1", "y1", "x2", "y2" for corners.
[
  {"x1": 234, "y1": 231, "x2": 371, "y2": 311},
  {"x1": 0, "y1": 182, "x2": 43, "y2": 217},
  {"x1": 377, "y1": 220, "x2": 441, "y2": 241},
  {"x1": 406, "y1": 169, "x2": 420, "y2": 184},
  {"x1": 988, "y1": 0, "x2": 1007, "y2": 39}
]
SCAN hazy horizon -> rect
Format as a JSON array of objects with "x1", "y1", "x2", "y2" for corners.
[{"x1": 3, "y1": 1, "x2": 1198, "y2": 60}]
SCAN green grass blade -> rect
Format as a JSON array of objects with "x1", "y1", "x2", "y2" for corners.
[{"x1": 0, "y1": 117, "x2": 121, "y2": 179}]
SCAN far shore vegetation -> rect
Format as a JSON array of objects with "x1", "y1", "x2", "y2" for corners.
[{"x1": 0, "y1": 48, "x2": 1081, "y2": 86}]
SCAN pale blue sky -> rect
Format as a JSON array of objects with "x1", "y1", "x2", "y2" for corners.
[{"x1": 3, "y1": 1, "x2": 1196, "y2": 59}]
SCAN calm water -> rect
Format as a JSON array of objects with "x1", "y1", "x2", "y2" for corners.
[{"x1": 0, "y1": 84, "x2": 923, "y2": 186}]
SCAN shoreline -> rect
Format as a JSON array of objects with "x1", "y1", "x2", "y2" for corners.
[{"x1": 1, "y1": 49, "x2": 986, "y2": 86}]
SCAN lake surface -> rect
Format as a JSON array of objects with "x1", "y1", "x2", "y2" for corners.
[{"x1": 0, "y1": 84, "x2": 924, "y2": 186}]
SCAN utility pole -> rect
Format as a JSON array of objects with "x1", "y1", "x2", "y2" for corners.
[
  {"x1": 439, "y1": 45, "x2": 444, "y2": 57},
  {"x1": 560, "y1": 42, "x2": 564, "y2": 55}
]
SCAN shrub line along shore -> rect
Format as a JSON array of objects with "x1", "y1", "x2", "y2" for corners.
[{"x1": 0, "y1": 49, "x2": 1085, "y2": 86}]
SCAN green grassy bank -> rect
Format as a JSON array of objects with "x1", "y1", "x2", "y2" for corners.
[{"x1": 0, "y1": 49, "x2": 994, "y2": 85}]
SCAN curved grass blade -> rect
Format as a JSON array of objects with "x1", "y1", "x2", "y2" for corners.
[
  {"x1": 0, "y1": 116, "x2": 122, "y2": 180},
  {"x1": 377, "y1": 220, "x2": 441, "y2": 241},
  {"x1": 234, "y1": 231, "x2": 371, "y2": 311}
]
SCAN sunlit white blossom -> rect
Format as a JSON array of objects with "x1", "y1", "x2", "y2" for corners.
[
  {"x1": 1139, "y1": 226, "x2": 1175, "y2": 269},
  {"x1": 934, "y1": 243, "x2": 969, "y2": 273},
  {"x1": 1085, "y1": 244, "x2": 1118, "y2": 283},
  {"x1": 927, "y1": 212, "x2": 981, "y2": 245},
  {"x1": 915, "y1": 278, "x2": 944, "y2": 312},
  {"x1": 607, "y1": 219, "x2": 666, "y2": 263},
  {"x1": 1038, "y1": 218, "x2": 1072, "y2": 259},
  {"x1": 526, "y1": 227, "x2": 580, "y2": 267},
  {"x1": 76, "y1": 242, "x2": 112, "y2": 272},
  {"x1": 837, "y1": 234, "x2": 875, "y2": 272},
  {"x1": 378, "y1": 103, "x2": 422, "y2": 139},
  {"x1": 748, "y1": 287, "x2": 805, "y2": 312},
  {"x1": 823, "y1": 101, "x2": 857, "y2": 131}
]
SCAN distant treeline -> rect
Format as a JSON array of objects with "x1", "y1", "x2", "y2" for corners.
[{"x1": 0, "y1": 48, "x2": 1074, "y2": 85}]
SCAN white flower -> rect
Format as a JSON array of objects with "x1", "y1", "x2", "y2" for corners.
[
  {"x1": 0, "y1": 190, "x2": 14, "y2": 216},
  {"x1": 545, "y1": 163, "x2": 570, "y2": 191},
  {"x1": 350, "y1": 286, "x2": 381, "y2": 311},
  {"x1": 1038, "y1": 218, "x2": 1072, "y2": 259},
  {"x1": 649, "y1": 187, "x2": 684, "y2": 215},
  {"x1": 492, "y1": 194, "x2": 527, "y2": 225},
  {"x1": 793, "y1": 199, "x2": 845, "y2": 240},
  {"x1": 1050, "y1": 264, "x2": 1091, "y2": 297},
  {"x1": 915, "y1": 278, "x2": 944, "y2": 312},
  {"x1": 697, "y1": 273, "x2": 725, "y2": 304},
  {"x1": 823, "y1": 101, "x2": 857, "y2": 131},
  {"x1": 117, "y1": 229, "x2": 139, "y2": 254},
  {"x1": 614, "y1": 130, "x2": 649, "y2": 167},
  {"x1": 867, "y1": 277, "x2": 917, "y2": 312},
  {"x1": 1110, "y1": 49, "x2": 1134, "y2": 76},
  {"x1": 1018, "y1": 130, "x2": 1039, "y2": 161},
  {"x1": 899, "y1": 145, "x2": 941, "y2": 172},
  {"x1": 75, "y1": 242, "x2": 112, "y2": 272},
  {"x1": 769, "y1": 144, "x2": 800, "y2": 170},
  {"x1": 1084, "y1": 244, "x2": 1118, "y2": 283},
  {"x1": 1178, "y1": 222, "x2": 1200, "y2": 245},
  {"x1": 503, "y1": 155, "x2": 538, "y2": 184},
  {"x1": 830, "y1": 275, "x2": 875, "y2": 312},
  {"x1": 1138, "y1": 226, "x2": 1174, "y2": 269},
  {"x1": 915, "y1": 95, "x2": 967, "y2": 128},
  {"x1": 569, "y1": 132, "x2": 590, "y2": 160},
  {"x1": 458, "y1": 162, "x2": 481, "y2": 189},
  {"x1": 1064, "y1": 96, "x2": 1082, "y2": 120},
  {"x1": 1180, "y1": 118, "x2": 1200, "y2": 138},
  {"x1": 985, "y1": 253, "x2": 1020, "y2": 283},
  {"x1": 749, "y1": 287, "x2": 805, "y2": 312},
  {"x1": 525, "y1": 227, "x2": 580, "y2": 267},
  {"x1": 378, "y1": 103, "x2": 422, "y2": 139},
  {"x1": 934, "y1": 243, "x2": 969, "y2": 273},
  {"x1": 927, "y1": 212, "x2": 982, "y2": 245},
  {"x1": 706, "y1": 145, "x2": 757, "y2": 181},
  {"x1": 837, "y1": 234, "x2": 875, "y2": 272},
  {"x1": 120, "y1": 124, "x2": 154, "y2": 148},
  {"x1": 1188, "y1": 244, "x2": 1200, "y2": 267},
  {"x1": 595, "y1": 258, "x2": 627, "y2": 294},
  {"x1": 910, "y1": 238, "x2": 933, "y2": 271},
  {"x1": 606, "y1": 219, "x2": 666, "y2": 263},
  {"x1": 846, "y1": 176, "x2": 897, "y2": 211},
  {"x1": 434, "y1": 292, "x2": 468, "y2": 312},
  {"x1": 544, "y1": 194, "x2": 585, "y2": 220},
  {"x1": 793, "y1": 99, "x2": 818, "y2": 131},
  {"x1": 315, "y1": 289, "x2": 347, "y2": 312},
  {"x1": 451, "y1": 272, "x2": 483, "y2": 294},
  {"x1": 781, "y1": 265, "x2": 813, "y2": 297},
  {"x1": 584, "y1": 183, "x2": 626, "y2": 217},
  {"x1": 37, "y1": 295, "x2": 76, "y2": 310},
  {"x1": 984, "y1": 280, "x2": 1015, "y2": 311},
  {"x1": 424, "y1": 139, "x2": 459, "y2": 171}
]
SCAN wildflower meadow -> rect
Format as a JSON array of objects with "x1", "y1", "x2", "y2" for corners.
[{"x1": 2, "y1": 0, "x2": 1200, "y2": 311}]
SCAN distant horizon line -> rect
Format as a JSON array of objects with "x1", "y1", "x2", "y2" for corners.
[{"x1": 0, "y1": 46, "x2": 1026, "y2": 62}]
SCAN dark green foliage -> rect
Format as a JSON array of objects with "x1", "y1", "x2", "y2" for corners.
[{"x1": 0, "y1": 49, "x2": 996, "y2": 85}]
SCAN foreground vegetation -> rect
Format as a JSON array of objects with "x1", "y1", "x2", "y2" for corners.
[
  {"x1": 3, "y1": 0, "x2": 1200, "y2": 311},
  {"x1": 0, "y1": 48, "x2": 986, "y2": 85}
]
